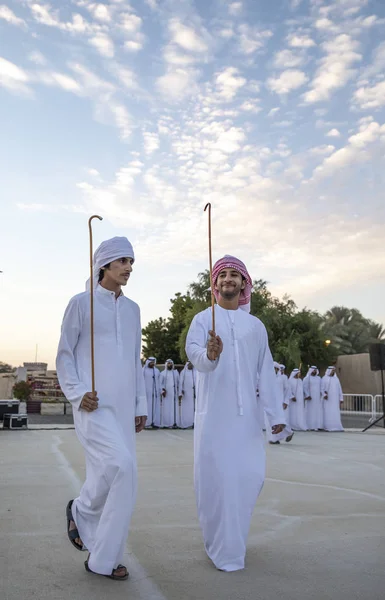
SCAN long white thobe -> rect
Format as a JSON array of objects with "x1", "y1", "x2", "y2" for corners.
[
  {"x1": 288, "y1": 377, "x2": 307, "y2": 430},
  {"x1": 266, "y1": 372, "x2": 293, "y2": 442},
  {"x1": 143, "y1": 366, "x2": 161, "y2": 426},
  {"x1": 321, "y1": 374, "x2": 344, "y2": 431},
  {"x1": 157, "y1": 368, "x2": 179, "y2": 427},
  {"x1": 177, "y1": 367, "x2": 196, "y2": 428},
  {"x1": 56, "y1": 285, "x2": 147, "y2": 575},
  {"x1": 303, "y1": 374, "x2": 322, "y2": 430},
  {"x1": 186, "y1": 305, "x2": 285, "y2": 572}
]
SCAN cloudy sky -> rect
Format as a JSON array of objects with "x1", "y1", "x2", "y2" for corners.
[{"x1": 0, "y1": 0, "x2": 384, "y2": 368}]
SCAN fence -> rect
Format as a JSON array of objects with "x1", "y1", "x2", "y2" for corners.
[{"x1": 341, "y1": 394, "x2": 384, "y2": 423}]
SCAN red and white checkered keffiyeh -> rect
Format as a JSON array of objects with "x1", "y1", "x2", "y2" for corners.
[{"x1": 212, "y1": 255, "x2": 252, "y2": 311}]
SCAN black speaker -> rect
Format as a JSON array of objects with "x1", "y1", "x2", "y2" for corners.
[{"x1": 369, "y1": 343, "x2": 385, "y2": 371}]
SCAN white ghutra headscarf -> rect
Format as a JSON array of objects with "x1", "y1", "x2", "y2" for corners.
[{"x1": 86, "y1": 236, "x2": 135, "y2": 290}]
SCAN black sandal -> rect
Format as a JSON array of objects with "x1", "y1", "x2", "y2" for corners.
[
  {"x1": 66, "y1": 500, "x2": 85, "y2": 551},
  {"x1": 84, "y1": 556, "x2": 129, "y2": 581}
]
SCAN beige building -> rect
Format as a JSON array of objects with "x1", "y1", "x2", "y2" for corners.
[
  {"x1": 336, "y1": 353, "x2": 383, "y2": 395},
  {"x1": 0, "y1": 373, "x2": 16, "y2": 399}
]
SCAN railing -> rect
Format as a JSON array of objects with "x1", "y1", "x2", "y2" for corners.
[
  {"x1": 373, "y1": 395, "x2": 385, "y2": 420},
  {"x1": 341, "y1": 394, "x2": 374, "y2": 417}
]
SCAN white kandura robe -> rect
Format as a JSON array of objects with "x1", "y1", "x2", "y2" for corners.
[
  {"x1": 56, "y1": 285, "x2": 147, "y2": 575},
  {"x1": 303, "y1": 374, "x2": 322, "y2": 430},
  {"x1": 186, "y1": 305, "x2": 285, "y2": 572},
  {"x1": 266, "y1": 372, "x2": 293, "y2": 442},
  {"x1": 156, "y1": 368, "x2": 179, "y2": 427},
  {"x1": 288, "y1": 377, "x2": 307, "y2": 431},
  {"x1": 143, "y1": 366, "x2": 161, "y2": 427},
  {"x1": 321, "y1": 374, "x2": 344, "y2": 431},
  {"x1": 177, "y1": 367, "x2": 196, "y2": 428}
]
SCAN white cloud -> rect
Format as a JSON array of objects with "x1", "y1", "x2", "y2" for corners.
[
  {"x1": 120, "y1": 12, "x2": 145, "y2": 51},
  {"x1": 326, "y1": 128, "x2": 341, "y2": 137},
  {"x1": 0, "y1": 5, "x2": 26, "y2": 27},
  {"x1": 314, "y1": 18, "x2": 339, "y2": 33},
  {"x1": 29, "y1": 3, "x2": 60, "y2": 27},
  {"x1": 37, "y1": 71, "x2": 81, "y2": 93},
  {"x1": 359, "y1": 41, "x2": 385, "y2": 81},
  {"x1": 143, "y1": 131, "x2": 160, "y2": 155},
  {"x1": 89, "y1": 32, "x2": 114, "y2": 58},
  {"x1": 87, "y1": 168, "x2": 100, "y2": 177},
  {"x1": 354, "y1": 80, "x2": 385, "y2": 110},
  {"x1": 0, "y1": 57, "x2": 31, "y2": 95},
  {"x1": 120, "y1": 12, "x2": 142, "y2": 33},
  {"x1": 273, "y1": 49, "x2": 304, "y2": 69},
  {"x1": 268, "y1": 107, "x2": 280, "y2": 117},
  {"x1": 310, "y1": 144, "x2": 335, "y2": 155},
  {"x1": 229, "y1": 2, "x2": 242, "y2": 16},
  {"x1": 109, "y1": 103, "x2": 132, "y2": 140},
  {"x1": 169, "y1": 18, "x2": 208, "y2": 53},
  {"x1": 311, "y1": 119, "x2": 385, "y2": 180},
  {"x1": 240, "y1": 100, "x2": 261, "y2": 113},
  {"x1": 87, "y1": 3, "x2": 112, "y2": 22},
  {"x1": 288, "y1": 34, "x2": 316, "y2": 48},
  {"x1": 164, "y1": 45, "x2": 200, "y2": 66},
  {"x1": 28, "y1": 51, "x2": 47, "y2": 66},
  {"x1": 303, "y1": 34, "x2": 361, "y2": 104},
  {"x1": 267, "y1": 69, "x2": 308, "y2": 95},
  {"x1": 157, "y1": 68, "x2": 198, "y2": 101},
  {"x1": 238, "y1": 24, "x2": 273, "y2": 55},
  {"x1": 112, "y1": 66, "x2": 137, "y2": 90},
  {"x1": 215, "y1": 67, "x2": 246, "y2": 101}
]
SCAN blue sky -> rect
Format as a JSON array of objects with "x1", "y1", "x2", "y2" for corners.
[{"x1": 1, "y1": 0, "x2": 385, "y2": 368}]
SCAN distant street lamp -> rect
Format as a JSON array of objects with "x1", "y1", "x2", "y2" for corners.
[{"x1": 325, "y1": 339, "x2": 331, "y2": 347}]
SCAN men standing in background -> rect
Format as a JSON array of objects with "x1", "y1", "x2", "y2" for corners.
[
  {"x1": 177, "y1": 361, "x2": 196, "y2": 428},
  {"x1": 321, "y1": 366, "x2": 344, "y2": 431},
  {"x1": 143, "y1": 357, "x2": 160, "y2": 428},
  {"x1": 303, "y1": 366, "x2": 322, "y2": 431},
  {"x1": 266, "y1": 362, "x2": 294, "y2": 445},
  {"x1": 158, "y1": 359, "x2": 179, "y2": 428},
  {"x1": 288, "y1": 368, "x2": 307, "y2": 431}
]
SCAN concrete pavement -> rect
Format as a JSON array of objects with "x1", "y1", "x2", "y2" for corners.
[{"x1": 0, "y1": 429, "x2": 384, "y2": 600}]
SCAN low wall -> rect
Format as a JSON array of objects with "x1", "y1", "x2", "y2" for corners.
[{"x1": 336, "y1": 353, "x2": 383, "y2": 395}]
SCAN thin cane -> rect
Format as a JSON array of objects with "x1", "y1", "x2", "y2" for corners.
[
  {"x1": 88, "y1": 215, "x2": 103, "y2": 394},
  {"x1": 204, "y1": 203, "x2": 215, "y2": 333}
]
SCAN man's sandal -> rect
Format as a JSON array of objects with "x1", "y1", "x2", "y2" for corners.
[
  {"x1": 84, "y1": 556, "x2": 129, "y2": 581},
  {"x1": 66, "y1": 500, "x2": 85, "y2": 551}
]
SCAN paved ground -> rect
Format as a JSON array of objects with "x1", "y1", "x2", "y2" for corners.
[
  {"x1": 0, "y1": 429, "x2": 384, "y2": 600},
  {"x1": 22, "y1": 412, "x2": 384, "y2": 430}
]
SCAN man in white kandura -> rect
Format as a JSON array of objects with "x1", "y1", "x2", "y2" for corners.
[
  {"x1": 266, "y1": 361, "x2": 294, "y2": 445},
  {"x1": 303, "y1": 366, "x2": 322, "y2": 431},
  {"x1": 186, "y1": 255, "x2": 285, "y2": 572},
  {"x1": 287, "y1": 368, "x2": 307, "y2": 431},
  {"x1": 158, "y1": 359, "x2": 179, "y2": 428},
  {"x1": 177, "y1": 361, "x2": 196, "y2": 428},
  {"x1": 321, "y1": 366, "x2": 344, "y2": 431},
  {"x1": 57, "y1": 237, "x2": 147, "y2": 581},
  {"x1": 280, "y1": 364, "x2": 289, "y2": 398},
  {"x1": 143, "y1": 357, "x2": 160, "y2": 428}
]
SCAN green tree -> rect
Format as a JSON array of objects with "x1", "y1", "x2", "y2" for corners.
[
  {"x1": 13, "y1": 380, "x2": 32, "y2": 401},
  {"x1": 321, "y1": 306, "x2": 385, "y2": 355},
  {"x1": 0, "y1": 362, "x2": 14, "y2": 373}
]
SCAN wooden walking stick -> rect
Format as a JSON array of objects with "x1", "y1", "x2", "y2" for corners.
[
  {"x1": 88, "y1": 215, "x2": 103, "y2": 394},
  {"x1": 204, "y1": 203, "x2": 215, "y2": 333}
]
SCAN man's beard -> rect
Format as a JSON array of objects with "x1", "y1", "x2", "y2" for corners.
[{"x1": 219, "y1": 284, "x2": 242, "y2": 300}]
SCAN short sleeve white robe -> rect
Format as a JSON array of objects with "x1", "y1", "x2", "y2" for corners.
[
  {"x1": 56, "y1": 285, "x2": 147, "y2": 575},
  {"x1": 186, "y1": 305, "x2": 285, "y2": 572},
  {"x1": 177, "y1": 366, "x2": 196, "y2": 428},
  {"x1": 303, "y1": 371, "x2": 322, "y2": 430},
  {"x1": 143, "y1": 364, "x2": 161, "y2": 427},
  {"x1": 288, "y1": 375, "x2": 307, "y2": 431},
  {"x1": 156, "y1": 368, "x2": 179, "y2": 427},
  {"x1": 321, "y1": 373, "x2": 344, "y2": 431}
]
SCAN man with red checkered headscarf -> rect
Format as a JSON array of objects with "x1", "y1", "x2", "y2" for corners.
[{"x1": 186, "y1": 255, "x2": 285, "y2": 573}]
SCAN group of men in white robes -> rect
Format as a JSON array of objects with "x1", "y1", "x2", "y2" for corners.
[
  {"x1": 142, "y1": 358, "x2": 195, "y2": 429},
  {"x1": 267, "y1": 364, "x2": 344, "y2": 442}
]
